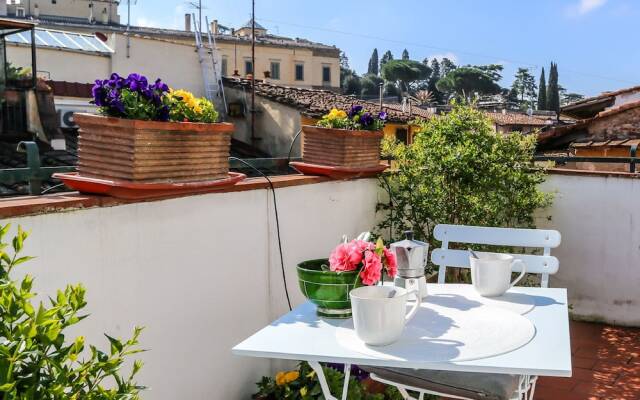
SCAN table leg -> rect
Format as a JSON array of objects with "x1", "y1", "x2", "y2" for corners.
[
  {"x1": 308, "y1": 361, "x2": 338, "y2": 400},
  {"x1": 341, "y1": 363, "x2": 351, "y2": 400}
]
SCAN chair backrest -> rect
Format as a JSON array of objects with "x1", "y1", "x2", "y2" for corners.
[{"x1": 431, "y1": 224, "x2": 561, "y2": 288}]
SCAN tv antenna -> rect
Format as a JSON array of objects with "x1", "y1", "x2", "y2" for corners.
[{"x1": 186, "y1": 1, "x2": 208, "y2": 32}]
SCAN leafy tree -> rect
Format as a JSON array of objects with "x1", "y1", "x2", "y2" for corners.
[
  {"x1": 384, "y1": 81, "x2": 400, "y2": 98},
  {"x1": 401, "y1": 49, "x2": 410, "y2": 60},
  {"x1": 511, "y1": 68, "x2": 537, "y2": 108},
  {"x1": 377, "y1": 104, "x2": 552, "y2": 261},
  {"x1": 360, "y1": 73, "x2": 384, "y2": 96},
  {"x1": 473, "y1": 64, "x2": 504, "y2": 82},
  {"x1": 380, "y1": 50, "x2": 393, "y2": 72},
  {"x1": 381, "y1": 59, "x2": 431, "y2": 95},
  {"x1": 537, "y1": 67, "x2": 547, "y2": 110},
  {"x1": 561, "y1": 92, "x2": 585, "y2": 106},
  {"x1": 440, "y1": 57, "x2": 457, "y2": 77},
  {"x1": 0, "y1": 225, "x2": 146, "y2": 399},
  {"x1": 367, "y1": 48, "x2": 379, "y2": 76},
  {"x1": 546, "y1": 62, "x2": 560, "y2": 114},
  {"x1": 428, "y1": 58, "x2": 443, "y2": 103},
  {"x1": 339, "y1": 51, "x2": 350, "y2": 70},
  {"x1": 342, "y1": 71, "x2": 362, "y2": 95},
  {"x1": 436, "y1": 67, "x2": 502, "y2": 101},
  {"x1": 340, "y1": 52, "x2": 361, "y2": 95}
]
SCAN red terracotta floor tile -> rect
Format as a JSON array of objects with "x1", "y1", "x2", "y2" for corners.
[{"x1": 537, "y1": 320, "x2": 640, "y2": 400}]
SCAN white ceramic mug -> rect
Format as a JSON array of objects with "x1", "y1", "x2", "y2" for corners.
[
  {"x1": 349, "y1": 286, "x2": 420, "y2": 346},
  {"x1": 469, "y1": 252, "x2": 527, "y2": 297}
]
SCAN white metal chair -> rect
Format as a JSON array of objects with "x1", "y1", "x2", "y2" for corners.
[{"x1": 368, "y1": 224, "x2": 561, "y2": 400}]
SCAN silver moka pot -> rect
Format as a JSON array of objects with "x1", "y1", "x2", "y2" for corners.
[{"x1": 390, "y1": 231, "x2": 429, "y2": 299}]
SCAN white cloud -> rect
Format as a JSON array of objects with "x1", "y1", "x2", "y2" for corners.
[
  {"x1": 428, "y1": 52, "x2": 458, "y2": 63},
  {"x1": 134, "y1": 16, "x2": 161, "y2": 28},
  {"x1": 567, "y1": 0, "x2": 608, "y2": 16}
]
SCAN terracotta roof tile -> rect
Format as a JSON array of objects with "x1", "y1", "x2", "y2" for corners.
[
  {"x1": 485, "y1": 112, "x2": 554, "y2": 127},
  {"x1": 563, "y1": 85, "x2": 640, "y2": 109},
  {"x1": 224, "y1": 78, "x2": 430, "y2": 123}
]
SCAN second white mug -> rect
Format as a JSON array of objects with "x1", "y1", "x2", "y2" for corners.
[{"x1": 470, "y1": 252, "x2": 527, "y2": 297}]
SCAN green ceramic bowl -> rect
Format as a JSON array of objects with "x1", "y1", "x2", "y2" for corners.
[{"x1": 296, "y1": 258, "x2": 361, "y2": 318}]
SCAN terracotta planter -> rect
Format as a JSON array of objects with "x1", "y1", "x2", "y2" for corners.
[
  {"x1": 301, "y1": 125, "x2": 383, "y2": 168},
  {"x1": 75, "y1": 113, "x2": 234, "y2": 183}
]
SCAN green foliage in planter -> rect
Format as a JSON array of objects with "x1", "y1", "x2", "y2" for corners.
[
  {"x1": 0, "y1": 224, "x2": 146, "y2": 399},
  {"x1": 377, "y1": 104, "x2": 552, "y2": 266},
  {"x1": 253, "y1": 362, "x2": 384, "y2": 400}
]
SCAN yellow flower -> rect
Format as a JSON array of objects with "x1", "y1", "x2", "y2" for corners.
[
  {"x1": 275, "y1": 370, "x2": 300, "y2": 386},
  {"x1": 300, "y1": 386, "x2": 308, "y2": 396},
  {"x1": 325, "y1": 108, "x2": 347, "y2": 120}
]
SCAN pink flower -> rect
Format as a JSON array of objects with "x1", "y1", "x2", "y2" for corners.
[
  {"x1": 360, "y1": 250, "x2": 382, "y2": 286},
  {"x1": 329, "y1": 243, "x2": 358, "y2": 272},
  {"x1": 383, "y1": 248, "x2": 398, "y2": 278}
]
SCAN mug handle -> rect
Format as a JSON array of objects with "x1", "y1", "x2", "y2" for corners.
[
  {"x1": 404, "y1": 290, "x2": 421, "y2": 324},
  {"x1": 509, "y1": 259, "x2": 527, "y2": 289}
]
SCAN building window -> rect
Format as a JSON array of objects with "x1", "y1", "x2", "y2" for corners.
[
  {"x1": 270, "y1": 61, "x2": 280, "y2": 80},
  {"x1": 295, "y1": 63, "x2": 304, "y2": 81},
  {"x1": 52, "y1": 0, "x2": 57, "y2": 4},
  {"x1": 322, "y1": 65, "x2": 331, "y2": 84},
  {"x1": 244, "y1": 60, "x2": 253, "y2": 76},
  {"x1": 16, "y1": 7, "x2": 25, "y2": 17},
  {"x1": 395, "y1": 128, "x2": 409, "y2": 145},
  {"x1": 221, "y1": 58, "x2": 228, "y2": 76}
]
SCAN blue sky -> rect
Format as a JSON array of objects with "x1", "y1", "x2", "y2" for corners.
[{"x1": 121, "y1": 0, "x2": 639, "y2": 96}]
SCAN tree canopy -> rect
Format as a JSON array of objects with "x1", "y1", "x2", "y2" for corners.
[
  {"x1": 436, "y1": 66, "x2": 502, "y2": 101},
  {"x1": 511, "y1": 68, "x2": 537, "y2": 108},
  {"x1": 537, "y1": 67, "x2": 547, "y2": 110},
  {"x1": 546, "y1": 62, "x2": 560, "y2": 114},
  {"x1": 381, "y1": 59, "x2": 431, "y2": 94},
  {"x1": 367, "y1": 48, "x2": 379, "y2": 76}
]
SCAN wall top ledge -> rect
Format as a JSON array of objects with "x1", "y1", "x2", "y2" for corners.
[{"x1": 0, "y1": 174, "x2": 359, "y2": 219}]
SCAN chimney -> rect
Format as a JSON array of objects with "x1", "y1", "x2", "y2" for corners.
[
  {"x1": 211, "y1": 19, "x2": 219, "y2": 35},
  {"x1": 184, "y1": 14, "x2": 191, "y2": 31}
]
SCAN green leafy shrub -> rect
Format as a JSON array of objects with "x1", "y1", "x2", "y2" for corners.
[
  {"x1": 377, "y1": 104, "x2": 552, "y2": 274},
  {"x1": 0, "y1": 224, "x2": 146, "y2": 399}
]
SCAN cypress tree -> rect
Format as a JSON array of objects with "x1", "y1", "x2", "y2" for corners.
[
  {"x1": 402, "y1": 49, "x2": 410, "y2": 60},
  {"x1": 368, "y1": 48, "x2": 379, "y2": 75},
  {"x1": 380, "y1": 50, "x2": 393, "y2": 72},
  {"x1": 537, "y1": 67, "x2": 547, "y2": 110},
  {"x1": 546, "y1": 62, "x2": 560, "y2": 114}
]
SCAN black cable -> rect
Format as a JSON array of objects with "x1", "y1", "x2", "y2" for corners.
[
  {"x1": 229, "y1": 157, "x2": 293, "y2": 311},
  {"x1": 41, "y1": 183, "x2": 65, "y2": 194},
  {"x1": 287, "y1": 128, "x2": 303, "y2": 164}
]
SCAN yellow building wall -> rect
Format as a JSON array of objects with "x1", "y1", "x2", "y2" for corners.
[{"x1": 218, "y1": 42, "x2": 340, "y2": 89}]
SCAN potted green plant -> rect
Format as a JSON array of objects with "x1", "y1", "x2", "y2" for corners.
[
  {"x1": 292, "y1": 105, "x2": 387, "y2": 178},
  {"x1": 296, "y1": 235, "x2": 397, "y2": 318},
  {"x1": 75, "y1": 73, "x2": 234, "y2": 183}
]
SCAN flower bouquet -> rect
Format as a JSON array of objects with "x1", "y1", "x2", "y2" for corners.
[
  {"x1": 296, "y1": 234, "x2": 397, "y2": 318},
  {"x1": 74, "y1": 73, "x2": 235, "y2": 184},
  {"x1": 293, "y1": 105, "x2": 388, "y2": 179}
]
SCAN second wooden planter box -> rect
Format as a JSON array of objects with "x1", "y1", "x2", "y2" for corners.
[
  {"x1": 301, "y1": 125, "x2": 383, "y2": 168},
  {"x1": 75, "y1": 113, "x2": 234, "y2": 183}
]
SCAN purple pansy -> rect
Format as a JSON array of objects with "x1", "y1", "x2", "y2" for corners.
[{"x1": 91, "y1": 73, "x2": 170, "y2": 121}]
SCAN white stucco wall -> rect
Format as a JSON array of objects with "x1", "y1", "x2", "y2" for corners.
[
  {"x1": 224, "y1": 87, "x2": 302, "y2": 157},
  {"x1": 5, "y1": 45, "x2": 110, "y2": 82},
  {"x1": 538, "y1": 173, "x2": 640, "y2": 326},
  {"x1": 5, "y1": 178, "x2": 380, "y2": 399}
]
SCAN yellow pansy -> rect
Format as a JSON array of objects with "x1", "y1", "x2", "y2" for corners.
[
  {"x1": 275, "y1": 370, "x2": 300, "y2": 386},
  {"x1": 325, "y1": 108, "x2": 347, "y2": 120}
]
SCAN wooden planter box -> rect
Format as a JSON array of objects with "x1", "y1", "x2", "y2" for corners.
[
  {"x1": 75, "y1": 113, "x2": 234, "y2": 183},
  {"x1": 301, "y1": 125, "x2": 383, "y2": 168}
]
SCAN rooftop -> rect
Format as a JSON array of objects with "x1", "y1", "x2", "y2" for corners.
[
  {"x1": 3, "y1": 15, "x2": 339, "y2": 54},
  {"x1": 224, "y1": 78, "x2": 433, "y2": 123}
]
